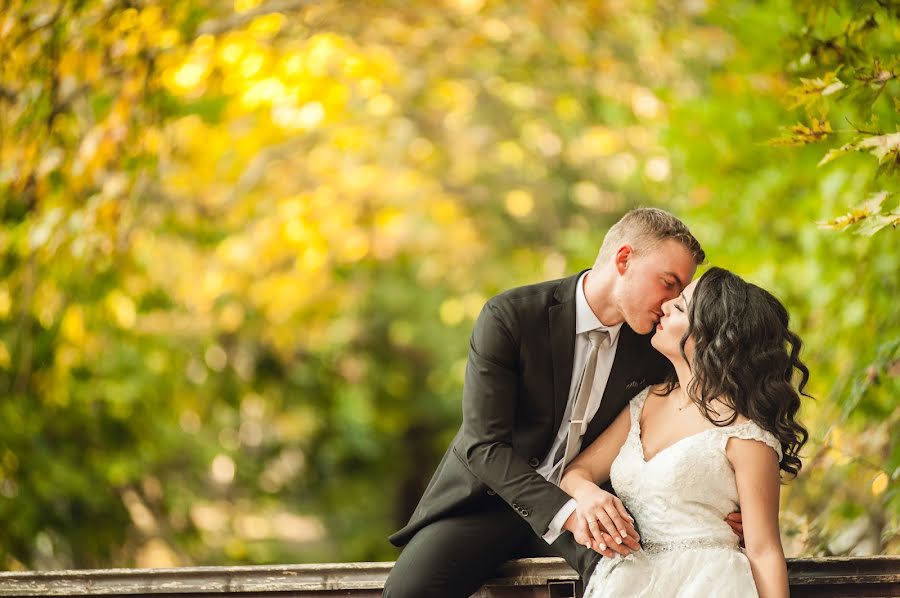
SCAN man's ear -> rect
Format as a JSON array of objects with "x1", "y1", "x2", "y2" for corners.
[{"x1": 614, "y1": 245, "x2": 633, "y2": 275}]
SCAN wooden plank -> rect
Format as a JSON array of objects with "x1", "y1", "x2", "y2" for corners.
[
  {"x1": 0, "y1": 557, "x2": 896, "y2": 597},
  {"x1": 0, "y1": 563, "x2": 395, "y2": 595}
]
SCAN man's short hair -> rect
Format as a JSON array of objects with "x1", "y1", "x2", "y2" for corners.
[{"x1": 597, "y1": 207, "x2": 705, "y2": 265}]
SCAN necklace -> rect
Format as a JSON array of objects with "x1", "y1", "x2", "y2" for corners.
[{"x1": 672, "y1": 389, "x2": 691, "y2": 411}]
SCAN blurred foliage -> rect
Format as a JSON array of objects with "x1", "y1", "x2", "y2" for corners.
[
  {"x1": 770, "y1": 0, "x2": 900, "y2": 234},
  {"x1": 0, "y1": 0, "x2": 896, "y2": 569}
]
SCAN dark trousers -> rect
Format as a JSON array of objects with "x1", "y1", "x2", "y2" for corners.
[{"x1": 383, "y1": 497, "x2": 600, "y2": 598}]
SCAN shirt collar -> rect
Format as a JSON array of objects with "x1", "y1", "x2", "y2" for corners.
[{"x1": 575, "y1": 271, "x2": 623, "y2": 344}]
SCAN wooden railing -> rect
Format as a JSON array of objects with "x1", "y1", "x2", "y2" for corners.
[{"x1": 0, "y1": 556, "x2": 897, "y2": 597}]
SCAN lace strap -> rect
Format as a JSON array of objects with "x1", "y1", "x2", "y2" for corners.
[
  {"x1": 628, "y1": 386, "x2": 652, "y2": 428},
  {"x1": 720, "y1": 420, "x2": 783, "y2": 461}
]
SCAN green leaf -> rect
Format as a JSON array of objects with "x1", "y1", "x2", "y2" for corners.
[
  {"x1": 857, "y1": 132, "x2": 900, "y2": 165},
  {"x1": 819, "y1": 133, "x2": 900, "y2": 167},
  {"x1": 816, "y1": 191, "x2": 890, "y2": 231},
  {"x1": 855, "y1": 212, "x2": 900, "y2": 236},
  {"x1": 818, "y1": 139, "x2": 860, "y2": 166}
]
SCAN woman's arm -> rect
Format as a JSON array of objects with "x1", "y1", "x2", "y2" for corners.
[
  {"x1": 560, "y1": 403, "x2": 636, "y2": 556},
  {"x1": 727, "y1": 437, "x2": 788, "y2": 598}
]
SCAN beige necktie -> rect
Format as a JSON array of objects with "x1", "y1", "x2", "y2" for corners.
[{"x1": 552, "y1": 329, "x2": 609, "y2": 484}]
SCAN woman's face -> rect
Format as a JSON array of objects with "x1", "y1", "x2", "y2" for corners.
[{"x1": 650, "y1": 278, "x2": 698, "y2": 361}]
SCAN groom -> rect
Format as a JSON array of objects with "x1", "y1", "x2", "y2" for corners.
[{"x1": 384, "y1": 208, "x2": 706, "y2": 598}]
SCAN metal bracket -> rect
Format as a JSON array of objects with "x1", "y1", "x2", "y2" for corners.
[{"x1": 546, "y1": 579, "x2": 580, "y2": 598}]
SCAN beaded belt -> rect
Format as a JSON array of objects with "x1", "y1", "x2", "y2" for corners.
[{"x1": 641, "y1": 538, "x2": 739, "y2": 553}]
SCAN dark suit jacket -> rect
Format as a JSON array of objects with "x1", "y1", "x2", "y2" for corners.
[{"x1": 390, "y1": 271, "x2": 672, "y2": 546}]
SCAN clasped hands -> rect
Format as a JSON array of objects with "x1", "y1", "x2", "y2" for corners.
[
  {"x1": 563, "y1": 486, "x2": 640, "y2": 559},
  {"x1": 563, "y1": 486, "x2": 746, "y2": 559}
]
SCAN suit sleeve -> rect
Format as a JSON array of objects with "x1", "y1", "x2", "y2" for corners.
[{"x1": 457, "y1": 300, "x2": 572, "y2": 537}]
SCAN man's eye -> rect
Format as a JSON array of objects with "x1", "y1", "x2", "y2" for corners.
[{"x1": 663, "y1": 280, "x2": 675, "y2": 289}]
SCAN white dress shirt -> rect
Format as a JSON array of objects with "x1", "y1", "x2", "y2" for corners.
[{"x1": 538, "y1": 271, "x2": 622, "y2": 543}]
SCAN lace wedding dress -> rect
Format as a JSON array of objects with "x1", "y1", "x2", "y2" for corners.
[{"x1": 583, "y1": 387, "x2": 783, "y2": 598}]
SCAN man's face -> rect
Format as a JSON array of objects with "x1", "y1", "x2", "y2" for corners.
[{"x1": 612, "y1": 239, "x2": 697, "y2": 335}]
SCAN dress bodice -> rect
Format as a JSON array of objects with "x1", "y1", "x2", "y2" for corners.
[{"x1": 610, "y1": 387, "x2": 783, "y2": 548}]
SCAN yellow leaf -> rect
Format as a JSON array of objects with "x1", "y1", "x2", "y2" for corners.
[
  {"x1": 141, "y1": 126, "x2": 163, "y2": 154},
  {"x1": 817, "y1": 192, "x2": 889, "y2": 231},
  {"x1": 61, "y1": 305, "x2": 86, "y2": 344},
  {"x1": 297, "y1": 246, "x2": 327, "y2": 273},
  {"x1": 169, "y1": 60, "x2": 209, "y2": 92},
  {"x1": 156, "y1": 28, "x2": 181, "y2": 49},
  {"x1": 249, "y1": 13, "x2": 285, "y2": 38},
  {"x1": 553, "y1": 95, "x2": 581, "y2": 121},
  {"x1": 439, "y1": 298, "x2": 466, "y2": 326},
  {"x1": 408, "y1": 137, "x2": 434, "y2": 162},
  {"x1": 118, "y1": 7, "x2": 139, "y2": 31},
  {"x1": 787, "y1": 71, "x2": 844, "y2": 109},
  {"x1": 218, "y1": 303, "x2": 245, "y2": 332},
  {"x1": 337, "y1": 232, "x2": 369, "y2": 263},
  {"x1": 138, "y1": 5, "x2": 162, "y2": 30},
  {"x1": 0, "y1": 286, "x2": 10, "y2": 319},
  {"x1": 240, "y1": 77, "x2": 287, "y2": 108},
  {"x1": 106, "y1": 291, "x2": 136, "y2": 329},
  {"x1": 448, "y1": 0, "x2": 485, "y2": 15},
  {"x1": 58, "y1": 48, "x2": 81, "y2": 78},
  {"x1": 582, "y1": 127, "x2": 619, "y2": 157},
  {"x1": 193, "y1": 34, "x2": 215, "y2": 54},
  {"x1": 463, "y1": 293, "x2": 486, "y2": 320},
  {"x1": 505, "y1": 189, "x2": 534, "y2": 218},
  {"x1": 281, "y1": 53, "x2": 305, "y2": 77},
  {"x1": 234, "y1": 0, "x2": 263, "y2": 13},
  {"x1": 497, "y1": 140, "x2": 525, "y2": 167},
  {"x1": 367, "y1": 93, "x2": 394, "y2": 117},
  {"x1": 240, "y1": 51, "x2": 266, "y2": 78},
  {"x1": 0, "y1": 341, "x2": 10, "y2": 370},
  {"x1": 219, "y1": 40, "x2": 245, "y2": 66},
  {"x1": 871, "y1": 472, "x2": 888, "y2": 496},
  {"x1": 83, "y1": 50, "x2": 103, "y2": 82}
]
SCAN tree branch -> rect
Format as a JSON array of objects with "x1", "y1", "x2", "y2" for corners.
[
  {"x1": 843, "y1": 116, "x2": 882, "y2": 136},
  {"x1": 195, "y1": 0, "x2": 323, "y2": 37}
]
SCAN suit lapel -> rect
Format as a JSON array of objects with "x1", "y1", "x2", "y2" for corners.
[{"x1": 548, "y1": 272, "x2": 585, "y2": 431}]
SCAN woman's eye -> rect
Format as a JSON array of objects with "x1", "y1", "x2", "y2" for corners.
[{"x1": 674, "y1": 304, "x2": 684, "y2": 312}]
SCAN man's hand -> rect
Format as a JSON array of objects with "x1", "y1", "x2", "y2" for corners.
[
  {"x1": 725, "y1": 511, "x2": 744, "y2": 546},
  {"x1": 563, "y1": 487, "x2": 640, "y2": 558}
]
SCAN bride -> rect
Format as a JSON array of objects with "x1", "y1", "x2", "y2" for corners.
[{"x1": 561, "y1": 267, "x2": 809, "y2": 598}]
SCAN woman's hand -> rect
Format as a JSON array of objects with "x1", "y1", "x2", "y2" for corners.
[
  {"x1": 571, "y1": 486, "x2": 640, "y2": 557},
  {"x1": 558, "y1": 405, "x2": 638, "y2": 557}
]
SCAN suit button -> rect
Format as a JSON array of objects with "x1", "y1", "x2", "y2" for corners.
[
  {"x1": 522, "y1": 510, "x2": 530, "y2": 517},
  {"x1": 528, "y1": 457, "x2": 540, "y2": 468},
  {"x1": 486, "y1": 489, "x2": 496, "y2": 496}
]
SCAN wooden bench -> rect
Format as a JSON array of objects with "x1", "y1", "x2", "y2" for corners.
[{"x1": 0, "y1": 556, "x2": 897, "y2": 597}]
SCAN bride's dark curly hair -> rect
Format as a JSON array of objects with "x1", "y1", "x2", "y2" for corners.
[{"x1": 660, "y1": 267, "x2": 810, "y2": 477}]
